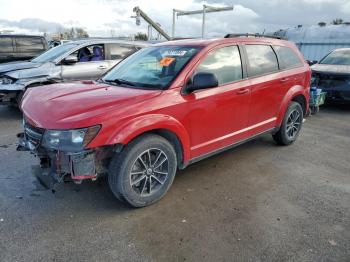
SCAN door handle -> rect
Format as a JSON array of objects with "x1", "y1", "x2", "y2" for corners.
[
  {"x1": 237, "y1": 88, "x2": 249, "y2": 95},
  {"x1": 98, "y1": 65, "x2": 107, "y2": 70},
  {"x1": 280, "y1": 78, "x2": 289, "y2": 83}
]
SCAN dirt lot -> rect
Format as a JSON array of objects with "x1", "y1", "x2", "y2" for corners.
[{"x1": 0, "y1": 105, "x2": 349, "y2": 262}]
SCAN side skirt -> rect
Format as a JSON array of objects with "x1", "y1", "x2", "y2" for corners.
[{"x1": 180, "y1": 127, "x2": 278, "y2": 169}]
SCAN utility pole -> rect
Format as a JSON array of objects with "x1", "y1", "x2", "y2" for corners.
[{"x1": 173, "y1": 5, "x2": 233, "y2": 38}]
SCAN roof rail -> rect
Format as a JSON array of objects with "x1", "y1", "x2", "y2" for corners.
[{"x1": 224, "y1": 33, "x2": 285, "y2": 40}]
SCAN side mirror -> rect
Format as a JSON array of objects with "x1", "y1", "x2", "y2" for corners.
[
  {"x1": 63, "y1": 55, "x2": 78, "y2": 65},
  {"x1": 186, "y1": 72, "x2": 218, "y2": 93},
  {"x1": 306, "y1": 60, "x2": 317, "y2": 66}
]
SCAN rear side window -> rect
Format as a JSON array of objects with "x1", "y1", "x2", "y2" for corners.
[
  {"x1": 245, "y1": 45, "x2": 278, "y2": 77},
  {"x1": 0, "y1": 37, "x2": 13, "y2": 52},
  {"x1": 16, "y1": 37, "x2": 45, "y2": 52},
  {"x1": 108, "y1": 44, "x2": 137, "y2": 60},
  {"x1": 196, "y1": 45, "x2": 242, "y2": 85},
  {"x1": 274, "y1": 46, "x2": 303, "y2": 69}
]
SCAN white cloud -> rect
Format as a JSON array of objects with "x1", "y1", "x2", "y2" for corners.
[{"x1": 0, "y1": 0, "x2": 348, "y2": 37}]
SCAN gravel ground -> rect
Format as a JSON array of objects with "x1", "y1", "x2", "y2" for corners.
[{"x1": 0, "y1": 105, "x2": 349, "y2": 262}]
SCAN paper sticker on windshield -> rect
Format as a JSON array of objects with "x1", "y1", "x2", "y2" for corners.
[
  {"x1": 162, "y1": 50, "x2": 187, "y2": 56},
  {"x1": 160, "y1": 57, "x2": 175, "y2": 66}
]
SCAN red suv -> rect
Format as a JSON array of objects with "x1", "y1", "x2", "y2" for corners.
[{"x1": 18, "y1": 35, "x2": 311, "y2": 207}]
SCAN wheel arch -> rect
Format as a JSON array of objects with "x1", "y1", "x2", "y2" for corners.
[
  {"x1": 276, "y1": 85, "x2": 309, "y2": 126},
  {"x1": 291, "y1": 94, "x2": 307, "y2": 116},
  {"x1": 103, "y1": 114, "x2": 191, "y2": 168}
]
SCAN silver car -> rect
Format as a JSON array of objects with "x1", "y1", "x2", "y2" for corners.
[{"x1": 0, "y1": 39, "x2": 150, "y2": 106}]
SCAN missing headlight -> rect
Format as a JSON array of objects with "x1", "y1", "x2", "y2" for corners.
[{"x1": 0, "y1": 76, "x2": 14, "y2": 85}]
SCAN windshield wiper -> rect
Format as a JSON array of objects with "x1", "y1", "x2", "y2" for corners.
[
  {"x1": 100, "y1": 78, "x2": 164, "y2": 90},
  {"x1": 103, "y1": 78, "x2": 136, "y2": 87}
]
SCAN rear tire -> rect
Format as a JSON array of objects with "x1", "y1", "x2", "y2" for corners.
[
  {"x1": 273, "y1": 101, "x2": 303, "y2": 146},
  {"x1": 108, "y1": 134, "x2": 177, "y2": 207}
]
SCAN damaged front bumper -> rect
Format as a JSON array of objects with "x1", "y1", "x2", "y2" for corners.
[
  {"x1": 17, "y1": 129, "x2": 112, "y2": 189},
  {"x1": 0, "y1": 83, "x2": 25, "y2": 104},
  {"x1": 312, "y1": 72, "x2": 350, "y2": 103}
]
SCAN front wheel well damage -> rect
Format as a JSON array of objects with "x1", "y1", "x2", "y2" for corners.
[{"x1": 112, "y1": 129, "x2": 184, "y2": 169}]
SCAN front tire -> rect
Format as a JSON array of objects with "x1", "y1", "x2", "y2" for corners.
[
  {"x1": 273, "y1": 101, "x2": 303, "y2": 145},
  {"x1": 108, "y1": 134, "x2": 177, "y2": 207}
]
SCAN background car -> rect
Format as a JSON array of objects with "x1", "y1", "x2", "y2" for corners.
[
  {"x1": 0, "y1": 34, "x2": 48, "y2": 63},
  {"x1": 311, "y1": 48, "x2": 350, "y2": 103},
  {"x1": 48, "y1": 39, "x2": 71, "y2": 49},
  {"x1": 0, "y1": 39, "x2": 150, "y2": 106}
]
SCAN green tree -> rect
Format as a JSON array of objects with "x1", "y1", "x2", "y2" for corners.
[
  {"x1": 134, "y1": 32, "x2": 148, "y2": 41},
  {"x1": 75, "y1": 27, "x2": 89, "y2": 38},
  {"x1": 318, "y1": 22, "x2": 326, "y2": 27}
]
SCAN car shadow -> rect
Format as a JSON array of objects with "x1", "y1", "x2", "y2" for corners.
[
  {"x1": 24, "y1": 135, "x2": 276, "y2": 215},
  {"x1": 322, "y1": 103, "x2": 350, "y2": 112}
]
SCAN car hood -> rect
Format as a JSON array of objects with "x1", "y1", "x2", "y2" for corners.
[
  {"x1": 2, "y1": 62, "x2": 53, "y2": 80},
  {"x1": 21, "y1": 81, "x2": 161, "y2": 129},
  {"x1": 0, "y1": 61, "x2": 43, "y2": 75},
  {"x1": 311, "y1": 64, "x2": 350, "y2": 75}
]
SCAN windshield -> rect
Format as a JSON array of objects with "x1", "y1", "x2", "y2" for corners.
[
  {"x1": 320, "y1": 49, "x2": 350, "y2": 66},
  {"x1": 102, "y1": 46, "x2": 201, "y2": 89},
  {"x1": 32, "y1": 43, "x2": 78, "y2": 63}
]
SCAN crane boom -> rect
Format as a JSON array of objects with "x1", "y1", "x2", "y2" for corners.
[{"x1": 133, "y1": 6, "x2": 171, "y2": 40}]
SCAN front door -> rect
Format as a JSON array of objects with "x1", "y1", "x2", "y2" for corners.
[
  {"x1": 60, "y1": 44, "x2": 110, "y2": 81},
  {"x1": 184, "y1": 45, "x2": 251, "y2": 158}
]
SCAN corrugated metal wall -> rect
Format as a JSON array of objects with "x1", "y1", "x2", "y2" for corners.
[
  {"x1": 275, "y1": 25, "x2": 350, "y2": 61},
  {"x1": 295, "y1": 41, "x2": 350, "y2": 61}
]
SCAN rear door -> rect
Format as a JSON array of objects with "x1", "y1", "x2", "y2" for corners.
[
  {"x1": 185, "y1": 45, "x2": 251, "y2": 157},
  {"x1": 273, "y1": 45, "x2": 305, "y2": 94},
  {"x1": 0, "y1": 36, "x2": 15, "y2": 63},
  {"x1": 243, "y1": 44, "x2": 282, "y2": 130}
]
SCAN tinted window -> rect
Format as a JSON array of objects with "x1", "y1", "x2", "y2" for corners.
[
  {"x1": 245, "y1": 45, "x2": 278, "y2": 77},
  {"x1": 320, "y1": 49, "x2": 350, "y2": 65},
  {"x1": 0, "y1": 37, "x2": 13, "y2": 52},
  {"x1": 274, "y1": 46, "x2": 303, "y2": 69},
  {"x1": 70, "y1": 44, "x2": 105, "y2": 62},
  {"x1": 109, "y1": 44, "x2": 136, "y2": 60},
  {"x1": 196, "y1": 46, "x2": 242, "y2": 85},
  {"x1": 16, "y1": 37, "x2": 45, "y2": 52}
]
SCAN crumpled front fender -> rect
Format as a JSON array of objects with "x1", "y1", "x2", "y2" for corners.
[{"x1": 0, "y1": 76, "x2": 55, "y2": 91}]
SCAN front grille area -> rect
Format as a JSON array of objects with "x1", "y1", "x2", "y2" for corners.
[
  {"x1": 315, "y1": 73, "x2": 350, "y2": 89},
  {"x1": 24, "y1": 122, "x2": 44, "y2": 147}
]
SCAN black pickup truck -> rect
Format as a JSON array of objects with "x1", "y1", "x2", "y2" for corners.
[{"x1": 0, "y1": 35, "x2": 48, "y2": 64}]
